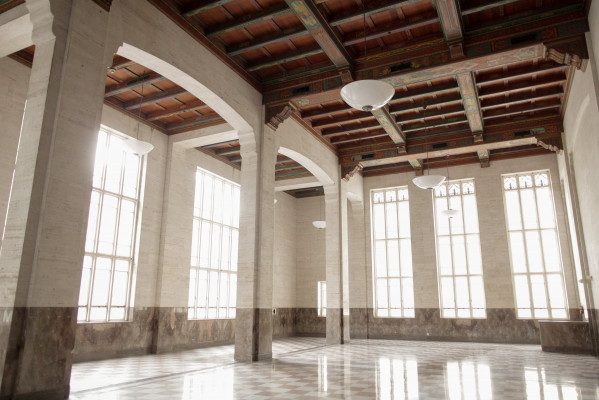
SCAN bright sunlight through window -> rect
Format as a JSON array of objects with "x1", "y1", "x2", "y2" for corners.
[
  {"x1": 503, "y1": 170, "x2": 568, "y2": 319},
  {"x1": 189, "y1": 168, "x2": 240, "y2": 319},
  {"x1": 78, "y1": 128, "x2": 144, "y2": 322},
  {"x1": 434, "y1": 179, "x2": 486, "y2": 318},
  {"x1": 371, "y1": 187, "x2": 414, "y2": 318}
]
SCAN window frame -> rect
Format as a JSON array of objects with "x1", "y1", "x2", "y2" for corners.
[
  {"x1": 370, "y1": 186, "x2": 415, "y2": 318},
  {"x1": 78, "y1": 126, "x2": 145, "y2": 323},
  {"x1": 317, "y1": 281, "x2": 326, "y2": 317},
  {"x1": 502, "y1": 169, "x2": 569, "y2": 320},
  {"x1": 188, "y1": 167, "x2": 240, "y2": 320},
  {"x1": 433, "y1": 178, "x2": 487, "y2": 319}
]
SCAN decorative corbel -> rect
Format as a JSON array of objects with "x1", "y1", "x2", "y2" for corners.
[
  {"x1": 342, "y1": 163, "x2": 363, "y2": 181},
  {"x1": 266, "y1": 102, "x2": 297, "y2": 130},
  {"x1": 408, "y1": 159, "x2": 423, "y2": 176},
  {"x1": 339, "y1": 66, "x2": 354, "y2": 84},
  {"x1": 477, "y1": 149, "x2": 490, "y2": 168},
  {"x1": 546, "y1": 48, "x2": 588, "y2": 72}
]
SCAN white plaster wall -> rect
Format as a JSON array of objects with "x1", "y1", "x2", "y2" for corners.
[
  {"x1": 99, "y1": 105, "x2": 168, "y2": 307},
  {"x1": 296, "y1": 196, "x2": 326, "y2": 308},
  {"x1": 273, "y1": 192, "x2": 297, "y2": 308},
  {"x1": 0, "y1": 57, "x2": 29, "y2": 256},
  {"x1": 562, "y1": 63, "x2": 599, "y2": 309},
  {"x1": 157, "y1": 140, "x2": 240, "y2": 308},
  {"x1": 361, "y1": 154, "x2": 577, "y2": 311}
]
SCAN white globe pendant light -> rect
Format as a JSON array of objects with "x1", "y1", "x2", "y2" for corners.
[
  {"x1": 413, "y1": 174, "x2": 446, "y2": 190},
  {"x1": 441, "y1": 207, "x2": 460, "y2": 219},
  {"x1": 123, "y1": 137, "x2": 154, "y2": 155},
  {"x1": 340, "y1": 80, "x2": 395, "y2": 112},
  {"x1": 312, "y1": 220, "x2": 326, "y2": 229},
  {"x1": 439, "y1": 154, "x2": 460, "y2": 219}
]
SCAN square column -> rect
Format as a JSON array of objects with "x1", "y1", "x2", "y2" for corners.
[
  {"x1": 234, "y1": 125, "x2": 277, "y2": 361},
  {"x1": 324, "y1": 184, "x2": 345, "y2": 344},
  {"x1": 0, "y1": 0, "x2": 110, "y2": 398}
]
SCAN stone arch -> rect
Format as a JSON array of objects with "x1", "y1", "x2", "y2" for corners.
[
  {"x1": 106, "y1": 0, "x2": 261, "y2": 136},
  {"x1": 278, "y1": 147, "x2": 334, "y2": 186}
]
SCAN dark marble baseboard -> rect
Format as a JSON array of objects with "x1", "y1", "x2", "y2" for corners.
[
  {"x1": 294, "y1": 308, "x2": 326, "y2": 336},
  {"x1": 272, "y1": 308, "x2": 295, "y2": 338},
  {"x1": 350, "y1": 308, "x2": 542, "y2": 344},
  {"x1": 539, "y1": 320, "x2": 593, "y2": 354}
]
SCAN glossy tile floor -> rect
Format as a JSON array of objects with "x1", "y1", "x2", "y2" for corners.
[{"x1": 70, "y1": 338, "x2": 599, "y2": 399}]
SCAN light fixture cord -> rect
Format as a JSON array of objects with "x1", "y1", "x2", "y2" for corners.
[
  {"x1": 136, "y1": 75, "x2": 146, "y2": 140},
  {"x1": 423, "y1": 103, "x2": 429, "y2": 176},
  {"x1": 363, "y1": 0, "x2": 367, "y2": 59}
]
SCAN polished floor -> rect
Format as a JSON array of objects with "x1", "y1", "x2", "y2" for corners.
[{"x1": 69, "y1": 338, "x2": 599, "y2": 399}]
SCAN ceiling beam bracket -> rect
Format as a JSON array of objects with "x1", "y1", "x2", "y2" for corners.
[
  {"x1": 477, "y1": 149, "x2": 490, "y2": 168},
  {"x1": 409, "y1": 159, "x2": 423, "y2": 176},
  {"x1": 546, "y1": 48, "x2": 588, "y2": 72},
  {"x1": 266, "y1": 102, "x2": 297, "y2": 130}
]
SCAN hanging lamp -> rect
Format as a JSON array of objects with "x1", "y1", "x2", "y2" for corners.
[
  {"x1": 312, "y1": 190, "x2": 326, "y2": 229},
  {"x1": 440, "y1": 155, "x2": 460, "y2": 218},
  {"x1": 412, "y1": 104, "x2": 446, "y2": 190},
  {"x1": 123, "y1": 75, "x2": 154, "y2": 156},
  {"x1": 339, "y1": 0, "x2": 394, "y2": 112}
]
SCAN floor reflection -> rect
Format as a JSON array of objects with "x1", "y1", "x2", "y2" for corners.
[
  {"x1": 446, "y1": 361, "x2": 492, "y2": 400},
  {"x1": 69, "y1": 339, "x2": 599, "y2": 400},
  {"x1": 377, "y1": 357, "x2": 419, "y2": 400}
]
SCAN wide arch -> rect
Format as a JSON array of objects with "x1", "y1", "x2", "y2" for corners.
[
  {"x1": 276, "y1": 118, "x2": 338, "y2": 186},
  {"x1": 106, "y1": 0, "x2": 260, "y2": 135}
]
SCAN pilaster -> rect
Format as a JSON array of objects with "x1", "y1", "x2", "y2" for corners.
[
  {"x1": 0, "y1": 0, "x2": 110, "y2": 398},
  {"x1": 234, "y1": 124, "x2": 277, "y2": 361}
]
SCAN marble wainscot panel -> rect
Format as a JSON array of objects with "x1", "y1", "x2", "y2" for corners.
[
  {"x1": 152, "y1": 307, "x2": 234, "y2": 354},
  {"x1": 358, "y1": 308, "x2": 541, "y2": 343},
  {"x1": 272, "y1": 308, "x2": 295, "y2": 337},
  {"x1": 294, "y1": 308, "x2": 325, "y2": 337},
  {"x1": 1, "y1": 307, "x2": 77, "y2": 400},
  {"x1": 74, "y1": 307, "x2": 156, "y2": 362},
  {"x1": 540, "y1": 320, "x2": 593, "y2": 354}
]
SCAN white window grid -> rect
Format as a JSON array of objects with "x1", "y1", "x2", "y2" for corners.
[
  {"x1": 434, "y1": 178, "x2": 486, "y2": 319},
  {"x1": 78, "y1": 128, "x2": 144, "y2": 322},
  {"x1": 317, "y1": 281, "x2": 326, "y2": 317},
  {"x1": 370, "y1": 187, "x2": 415, "y2": 318},
  {"x1": 502, "y1": 170, "x2": 568, "y2": 319},
  {"x1": 189, "y1": 167, "x2": 240, "y2": 320}
]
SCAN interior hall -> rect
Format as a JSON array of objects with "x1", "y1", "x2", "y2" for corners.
[{"x1": 0, "y1": 0, "x2": 598, "y2": 399}]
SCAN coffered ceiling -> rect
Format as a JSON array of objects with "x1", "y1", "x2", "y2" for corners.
[{"x1": 4, "y1": 0, "x2": 592, "y2": 181}]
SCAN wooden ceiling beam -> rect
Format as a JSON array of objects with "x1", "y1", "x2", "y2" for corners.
[
  {"x1": 477, "y1": 73, "x2": 567, "y2": 97},
  {"x1": 227, "y1": 26, "x2": 308, "y2": 56},
  {"x1": 215, "y1": 145, "x2": 242, "y2": 156},
  {"x1": 246, "y1": 46, "x2": 324, "y2": 71},
  {"x1": 108, "y1": 56, "x2": 136, "y2": 72},
  {"x1": 403, "y1": 114, "x2": 468, "y2": 132},
  {"x1": 480, "y1": 86, "x2": 563, "y2": 109},
  {"x1": 329, "y1": 130, "x2": 390, "y2": 145},
  {"x1": 476, "y1": 63, "x2": 568, "y2": 86},
  {"x1": 312, "y1": 112, "x2": 372, "y2": 128},
  {"x1": 206, "y1": 4, "x2": 292, "y2": 37},
  {"x1": 330, "y1": 0, "x2": 421, "y2": 27},
  {"x1": 482, "y1": 97, "x2": 562, "y2": 119},
  {"x1": 284, "y1": 0, "x2": 353, "y2": 68},
  {"x1": 397, "y1": 104, "x2": 465, "y2": 124},
  {"x1": 371, "y1": 106, "x2": 406, "y2": 149},
  {"x1": 456, "y1": 72, "x2": 484, "y2": 141},
  {"x1": 303, "y1": 81, "x2": 459, "y2": 119},
  {"x1": 342, "y1": 14, "x2": 438, "y2": 46},
  {"x1": 146, "y1": 99, "x2": 209, "y2": 121},
  {"x1": 166, "y1": 113, "x2": 226, "y2": 131},
  {"x1": 182, "y1": 0, "x2": 237, "y2": 17},
  {"x1": 322, "y1": 120, "x2": 381, "y2": 136},
  {"x1": 104, "y1": 72, "x2": 166, "y2": 98},
  {"x1": 125, "y1": 87, "x2": 187, "y2": 110},
  {"x1": 461, "y1": 0, "x2": 520, "y2": 16},
  {"x1": 433, "y1": 0, "x2": 463, "y2": 41},
  {"x1": 391, "y1": 92, "x2": 462, "y2": 113}
]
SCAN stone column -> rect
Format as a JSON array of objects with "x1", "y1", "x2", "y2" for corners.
[
  {"x1": 234, "y1": 124, "x2": 277, "y2": 361},
  {"x1": 339, "y1": 181, "x2": 351, "y2": 342},
  {"x1": 324, "y1": 184, "x2": 344, "y2": 344},
  {"x1": 0, "y1": 0, "x2": 109, "y2": 398}
]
